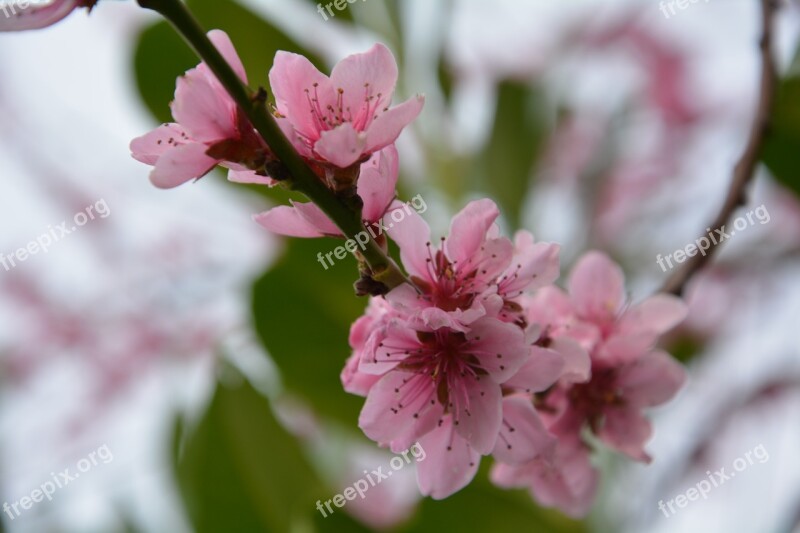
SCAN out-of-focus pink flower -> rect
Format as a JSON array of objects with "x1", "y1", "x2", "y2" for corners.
[
  {"x1": 254, "y1": 146, "x2": 399, "y2": 237},
  {"x1": 490, "y1": 251, "x2": 687, "y2": 516},
  {"x1": 0, "y1": 0, "x2": 94, "y2": 32},
  {"x1": 269, "y1": 43, "x2": 424, "y2": 168},
  {"x1": 131, "y1": 30, "x2": 270, "y2": 189},
  {"x1": 491, "y1": 433, "x2": 598, "y2": 519},
  {"x1": 539, "y1": 252, "x2": 687, "y2": 462}
]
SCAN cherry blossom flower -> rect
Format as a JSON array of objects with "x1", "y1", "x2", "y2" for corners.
[
  {"x1": 254, "y1": 145, "x2": 399, "y2": 237},
  {"x1": 269, "y1": 43, "x2": 424, "y2": 168},
  {"x1": 0, "y1": 0, "x2": 95, "y2": 32},
  {"x1": 130, "y1": 30, "x2": 270, "y2": 189},
  {"x1": 385, "y1": 199, "x2": 560, "y2": 329},
  {"x1": 357, "y1": 316, "x2": 530, "y2": 498}
]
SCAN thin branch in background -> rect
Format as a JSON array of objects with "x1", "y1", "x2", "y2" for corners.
[{"x1": 661, "y1": 0, "x2": 779, "y2": 296}]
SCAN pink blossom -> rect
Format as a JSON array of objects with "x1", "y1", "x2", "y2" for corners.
[
  {"x1": 357, "y1": 316, "x2": 530, "y2": 498},
  {"x1": 385, "y1": 199, "x2": 560, "y2": 329},
  {"x1": 269, "y1": 43, "x2": 424, "y2": 168},
  {"x1": 488, "y1": 251, "x2": 687, "y2": 516},
  {"x1": 130, "y1": 30, "x2": 270, "y2": 189},
  {"x1": 0, "y1": 0, "x2": 94, "y2": 32},
  {"x1": 491, "y1": 434, "x2": 598, "y2": 519},
  {"x1": 254, "y1": 146, "x2": 399, "y2": 237},
  {"x1": 535, "y1": 252, "x2": 687, "y2": 461}
]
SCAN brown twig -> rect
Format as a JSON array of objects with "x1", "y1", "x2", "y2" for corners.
[{"x1": 661, "y1": 0, "x2": 779, "y2": 296}]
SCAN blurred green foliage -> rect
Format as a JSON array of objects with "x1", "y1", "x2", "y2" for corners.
[
  {"x1": 174, "y1": 367, "x2": 320, "y2": 533},
  {"x1": 473, "y1": 81, "x2": 549, "y2": 229},
  {"x1": 761, "y1": 44, "x2": 800, "y2": 198},
  {"x1": 251, "y1": 238, "x2": 367, "y2": 426}
]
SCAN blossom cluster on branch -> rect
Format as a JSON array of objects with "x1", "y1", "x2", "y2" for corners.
[
  {"x1": 128, "y1": 30, "x2": 688, "y2": 518},
  {"x1": 2, "y1": 6, "x2": 691, "y2": 519}
]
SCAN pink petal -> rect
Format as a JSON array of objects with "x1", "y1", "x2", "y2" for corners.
[
  {"x1": 596, "y1": 407, "x2": 653, "y2": 462},
  {"x1": 358, "y1": 146, "x2": 399, "y2": 222},
  {"x1": 329, "y1": 43, "x2": 398, "y2": 123},
  {"x1": 313, "y1": 122, "x2": 366, "y2": 168},
  {"x1": 130, "y1": 123, "x2": 189, "y2": 165},
  {"x1": 385, "y1": 209, "x2": 432, "y2": 281},
  {"x1": 277, "y1": 116, "x2": 314, "y2": 158},
  {"x1": 501, "y1": 232, "x2": 560, "y2": 296},
  {"x1": 171, "y1": 67, "x2": 236, "y2": 143},
  {"x1": 618, "y1": 350, "x2": 686, "y2": 407},
  {"x1": 252, "y1": 205, "x2": 326, "y2": 238},
  {"x1": 445, "y1": 199, "x2": 501, "y2": 266},
  {"x1": 293, "y1": 201, "x2": 341, "y2": 235},
  {"x1": 503, "y1": 346, "x2": 564, "y2": 393},
  {"x1": 459, "y1": 237, "x2": 514, "y2": 289},
  {"x1": 359, "y1": 320, "x2": 417, "y2": 375},
  {"x1": 551, "y1": 337, "x2": 591, "y2": 384},
  {"x1": 492, "y1": 395, "x2": 556, "y2": 465},
  {"x1": 525, "y1": 286, "x2": 575, "y2": 328},
  {"x1": 226, "y1": 169, "x2": 276, "y2": 186},
  {"x1": 528, "y1": 442, "x2": 599, "y2": 518},
  {"x1": 0, "y1": 0, "x2": 78, "y2": 32},
  {"x1": 341, "y1": 352, "x2": 379, "y2": 397},
  {"x1": 359, "y1": 371, "x2": 443, "y2": 451},
  {"x1": 595, "y1": 332, "x2": 654, "y2": 365},
  {"x1": 452, "y1": 375, "x2": 501, "y2": 454},
  {"x1": 568, "y1": 251, "x2": 625, "y2": 324},
  {"x1": 417, "y1": 417, "x2": 480, "y2": 499},
  {"x1": 269, "y1": 51, "x2": 331, "y2": 140},
  {"x1": 618, "y1": 294, "x2": 688, "y2": 337},
  {"x1": 467, "y1": 318, "x2": 529, "y2": 383},
  {"x1": 207, "y1": 30, "x2": 247, "y2": 83},
  {"x1": 150, "y1": 143, "x2": 219, "y2": 189},
  {"x1": 364, "y1": 94, "x2": 425, "y2": 154}
]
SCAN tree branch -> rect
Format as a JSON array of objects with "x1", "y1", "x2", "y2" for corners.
[{"x1": 661, "y1": 0, "x2": 778, "y2": 296}]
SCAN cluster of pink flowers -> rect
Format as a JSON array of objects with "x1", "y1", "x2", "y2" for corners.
[
  {"x1": 124, "y1": 29, "x2": 688, "y2": 518},
  {"x1": 342, "y1": 200, "x2": 687, "y2": 514},
  {"x1": 130, "y1": 31, "x2": 421, "y2": 241}
]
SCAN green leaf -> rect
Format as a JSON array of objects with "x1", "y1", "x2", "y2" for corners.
[
  {"x1": 251, "y1": 238, "x2": 367, "y2": 426},
  {"x1": 175, "y1": 368, "x2": 319, "y2": 533},
  {"x1": 761, "y1": 67, "x2": 800, "y2": 197},
  {"x1": 475, "y1": 81, "x2": 549, "y2": 229}
]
